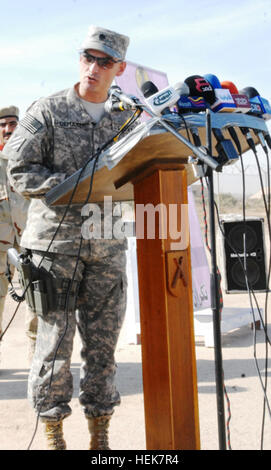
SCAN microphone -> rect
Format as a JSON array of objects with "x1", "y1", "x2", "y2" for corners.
[
  {"x1": 178, "y1": 74, "x2": 228, "y2": 114},
  {"x1": 216, "y1": 81, "x2": 257, "y2": 151},
  {"x1": 140, "y1": 80, "x2": 167, "y2": 117},
  {"x1": 203, "y1": 73, "x2": 236, "y2": 113},
  {"x1": 206, "y1": 74, "x2": 250, "y2": 114},
  {"x1": 141, "y1": 81, "x2": 158, "y2": 98},
  {"x1": 182, "y1": 74, "x2": 238, "y2": 155},
  {"x1": 221, "y1": 80, "x2": 239, "y2": 95},
  {"x1": 141, "y1": 81, "x2": 172, "y2": 115},
  {"x1": 239, "y1": 86, "x2": 271, "y2": 120},
  {"x1": 204, "y1": 73, "x2": 221, "y2": 90},
  {"x1": 184, "y1": 75, "x2": 216, "y2": 105},
  {"x1": 175, "y1": 76, "x2": 216, "y2": 146},
  {"x1": 237, "y1": 86, "x2": 262, "y2": 116},
  {"x1": 176, "y1": 95, "x2": 207, "y2": 114},
  {"x1": 239, "y1": 86, "x2": 271, "y2": 151},
  {"x1": 182, "y1": 74, "x2": 238, "y2": 164},
  {"x1": 212, "y1": 128, "x2": 239, "y2": 165},
  {"x1": 142, "y1": 81, "x2": 189, "y2": 116},
  {"x1": 218, "y1": 79, "x2": 254, "y2": 153},
  {"x1": 241, "y1": 86, "x2": 259, "y2": 98},
  {"x1": 203, "y1": 74, "x2": 242, "y2": 156},
  {"x1": 105, "y1": 85, "x2": 140, "y2": 112},
  {"x1": 210, "y1": 85, "x2": 236, "y2": 113},
  {"x1": 208, "y1": 76, "x2": 259, "y2": 154},
  {"x1": 220, "y1": 81, "x2": 251, "y2": 113},
  {"x1": 176, "y1": 75, "x2": 213, "y2": 115},
  {"x1": 140, "y1": 80, "x2": 221, "y2": 171},
  {"x1": 142, "y1": 79, "x2": 204, "y2": 143},
  {"x1": 176, "y1": 95, "x2": 206, "y2": 145}
]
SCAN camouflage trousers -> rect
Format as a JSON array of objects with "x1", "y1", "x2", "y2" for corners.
[
  {"x1": 28, "y1": 240, "x2": 127, "y2": 422},
  {"x1": 0, "y1": 243, "x2": 37, "y2": 341},
  {"x1": 0, "y1": 249, "x2": 12, "y2": 333},
  {"x1": 0, "y1": 240, "x2": 20, "y2": 334}
]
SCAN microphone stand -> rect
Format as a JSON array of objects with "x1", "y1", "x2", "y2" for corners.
[
  {"x1": 137, "y1": 102, "x2": 221, "y2": 172},
  {"x1": 205, "y1": 109, "x2": 227, "y2": 450}
]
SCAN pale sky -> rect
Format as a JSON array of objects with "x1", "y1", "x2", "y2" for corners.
[
  {"x1": 1, "y1": 0, "x2": 271, "y2": 192},
  {"x1": 1, "y1": 0, "x2": 271, "y2": 114}
]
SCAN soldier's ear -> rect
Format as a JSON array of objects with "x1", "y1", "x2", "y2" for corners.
[{"x1": 115, "y1": 61, "x2": 126, "y2": 77}]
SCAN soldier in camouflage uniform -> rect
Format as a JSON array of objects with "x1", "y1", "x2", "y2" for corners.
[
  {"x1": 0, "y1": 107, "x2": 31, "y2": 357},
  {"x1": 6, "y1": 26, "x2": 135, "y2": 450}
]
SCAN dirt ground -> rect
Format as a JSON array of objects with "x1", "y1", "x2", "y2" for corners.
[
  {"x1": 0, "y1": 282, "x2": 270, "y2": 451},
  {"x1": 0, "y1": 189, "x2": 270, "y2": 451}
]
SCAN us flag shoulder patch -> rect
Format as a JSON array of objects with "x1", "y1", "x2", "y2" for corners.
[
  {"x1": 20, "y1": 114, "x2": 43, "y2": 134},
  {"x1": 8, "y1": 135, "x2": 26, "y2": 152}
]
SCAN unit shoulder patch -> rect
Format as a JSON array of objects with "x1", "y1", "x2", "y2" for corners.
[{"x1": 7, "y1": 135, "x2": 26, "y2": 152}]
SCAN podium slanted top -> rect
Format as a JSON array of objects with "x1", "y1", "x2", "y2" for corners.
[{"x1": 45, "y1": 112, "x2": 265, "y2": 206}]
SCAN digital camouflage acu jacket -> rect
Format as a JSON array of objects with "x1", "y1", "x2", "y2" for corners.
[{"x1": 5, "y1": 85, "x2": 135, "y2": 256}]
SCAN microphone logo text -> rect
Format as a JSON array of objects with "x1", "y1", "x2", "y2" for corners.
[{"x1": 153, "y1": 90, "x2": 173, "y2": 106}]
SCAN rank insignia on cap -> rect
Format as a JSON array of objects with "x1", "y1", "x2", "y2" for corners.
[
  {"x1": 81, "y1": 25, "x2": 130, "y2": 60},
  {"x1": 7, "y1": 135, "x2": 26, "y2": 152},
  {"x1": 20, "y1": 114, "x2": 43, "y2": 134}
]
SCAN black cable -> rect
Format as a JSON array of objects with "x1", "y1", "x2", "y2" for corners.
[
  {"x1": 0, "y1": 301, "x2": 21, "y2": 341},
  {"x1": 238, "y1": 149, "x2": 271, "y2": 436},
  {"x1": 199, "y1": 177, "x2": 231, "y2": 449},
  {"x1": 0, "y1": 148, "x2": 105, "y2": 341},
  {"x1": 178, "y1": 114, "x2": 192, "y2": 143},
  {"x1": 214, "y1": 150, "x2": 271, "y2": 339},
  {"x1": 26, "y1": 109, "x2": 142, "y2": 450},
  {"x1": 215, "y1": 145, "x2": 271, "y2": 337},
  {"x1": 212, "y1": 145, "x2": 271, "y2": 449},
  {"x1": 251, "y1": 145, "x2": 271, "y2": 449},
  {"x1": 200, "y1": 178, "x2": 224, "y2": 312},
  {"x1": 201, "y1": 138, "x2": 271, "y2": 450}
]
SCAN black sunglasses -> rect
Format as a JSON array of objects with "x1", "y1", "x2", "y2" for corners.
[{"x1": 80, "y1": 50, "x2": 122, "y2": 69}]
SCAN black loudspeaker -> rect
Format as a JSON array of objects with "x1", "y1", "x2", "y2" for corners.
[{"x1": 220, "y1": 218, "x2": 268, "y2": 293}]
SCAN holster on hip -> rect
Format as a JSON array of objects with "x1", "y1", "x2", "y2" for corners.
[{"x1": 7, "y1": 248, "x2": 79, "y2": 315}]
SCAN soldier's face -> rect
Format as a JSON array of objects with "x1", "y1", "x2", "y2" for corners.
[
  {"x1": 78, "y1": 49, "x2": 126, "y2": 103},
  {"x1": 0, "y1": 117, "x2": 18, "y2": 144}
]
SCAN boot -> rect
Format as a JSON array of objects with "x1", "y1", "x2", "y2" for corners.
[
  {"x1": 44, "y1": 420, "x2": 66, "y2": 450},
  {"x1": 87, "y1": 415, "x2": 112, "y2": 450}
]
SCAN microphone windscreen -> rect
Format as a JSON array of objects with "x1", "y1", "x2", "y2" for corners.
[
  {"x1": 141, "y1": 81, "x2": 159, "y2": 98},
  {"x1": 184, "y1": 75, "x2": 216, "y2": 104},
  {"x1": 221, "y1": 80, "x2": 239, "y2": 95},
  {"x1": 204, "y1": 73, "x2": 221, "y2": 89},
  {"x1": 174, "y1": 82, "x2": 190, "y2": 96},
  {"x1": 239, "y1": 86, "x2": 260, "y2": 98}
]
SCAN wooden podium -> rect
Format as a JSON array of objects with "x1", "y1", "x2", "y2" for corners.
[
  {"x1": 132, "y1": 165, "x2": 200, "y2": 450},
  {"x1": 45, "y1": 114, "x2": 265, "y2": 450}
]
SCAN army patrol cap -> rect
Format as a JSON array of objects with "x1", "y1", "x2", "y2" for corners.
[
  {"x1": 81, "y1": 25, "x2": 130, "y2": 60},
  {"x1": 0, "y1": 106, "x2": 19, "y2": 119}
]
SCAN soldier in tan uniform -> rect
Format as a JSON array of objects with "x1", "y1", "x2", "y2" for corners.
[
  {"x1": 0, "y1": 107, "x2": 32, "y2": 356},
  {"x1": 6, "y1": 26, "x2": 137, "y2": 450}
]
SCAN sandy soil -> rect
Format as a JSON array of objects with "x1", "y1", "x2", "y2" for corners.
[{"x1": 0, "y1": 281, "x2": 270, "y2": 451}]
